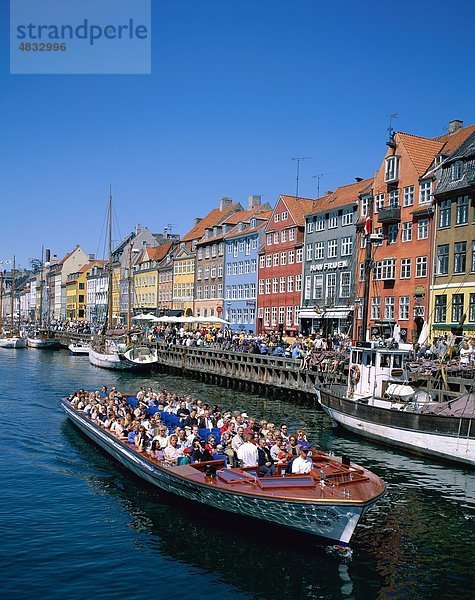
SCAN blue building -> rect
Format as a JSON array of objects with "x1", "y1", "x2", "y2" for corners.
[{"x1": 224, "y1": 204, "x2": 271, "y2": 332}]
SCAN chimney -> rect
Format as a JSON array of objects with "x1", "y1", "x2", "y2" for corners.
[
  {"x1": 355, "y1": 177, "x2": 363, "y2": 182},
  {"x1": 135, "y1": 223, "x2": 142, "y2": 235},
  {"x1": 219, "y1": 197, "x2": 233, "y2": 211},
  {"x1": 88, "y1": 253, "x2": 95, "y2": 261},
  {"x1": 325, "y1": 190, "x2": 333, "y2": 196},
  {"x1": 247, "y1": 194, "x2": 261, "y2": 210},
  {"x1": 45, "y1": 249, "x2": 51, "y2": 263},
  {"x1": 194, "y1": 217, "x2": 202, "y2": 226},
  {"x1": 448, "y1": 120, "x2": 463, "y2": 134}
]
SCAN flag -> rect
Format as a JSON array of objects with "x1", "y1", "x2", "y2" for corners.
[{"x1": 364, "y1": 214, "x2": 372, "y2": 237}]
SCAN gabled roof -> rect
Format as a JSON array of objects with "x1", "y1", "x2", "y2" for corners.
[
  {"x1": 434, "y1": 123, "x2": 475, "y2": 157},
  {"x1": 59, "y1": 245, "x2": 81, "y2": 266},
  {"x1": 278, "y1": 195, "x2": 316, "y2": 227},
  {"x1": 145, "y1": 242, "x2": 174, "y2": 262},
  {"x1": 79, "y1": 260, "x2": 106, "y2": 274},
  {"x1": 397, "y1": 133, "x2": 444, "y2": 177},
  {"x1": 182, "y1": 203, "x2": 244, "y2": 242},
  {"x1": 308, "y1": 178, "x2": 373, "y2": 214},
  {"x1": 224, "y1": 210, "x2": 272, "y2": 240},
  {"x1": 196, "y1": 205, "x2": 271, "y2": 245}
]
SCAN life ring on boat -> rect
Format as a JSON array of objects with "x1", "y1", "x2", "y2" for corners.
[{"x1": 349, "y1": 364, "x2": 360, "y2": 384}]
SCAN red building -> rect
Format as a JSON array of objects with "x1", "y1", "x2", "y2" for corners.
[{"x1": 257, "y1": 195, "x2": 315, "y2": 336}]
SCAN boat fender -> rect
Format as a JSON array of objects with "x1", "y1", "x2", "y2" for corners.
[{"x1": 349, "y1": 365, "x2": 360, "y2": 384}]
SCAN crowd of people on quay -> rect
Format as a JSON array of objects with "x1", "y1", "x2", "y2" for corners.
[{"x1": 68, "y1": 386, "x2": 316, "y2": 476}]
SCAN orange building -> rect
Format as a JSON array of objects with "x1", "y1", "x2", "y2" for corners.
[{"x1": 355, "y1": 121, "x2": 475, "y2": 343}]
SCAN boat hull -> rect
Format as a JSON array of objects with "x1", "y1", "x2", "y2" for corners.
[
  {"x1": 88, "y1": 346, "x2": 142, "y2": 370},
  {"x1": 27, "y1": 337, "x2": 60, "y2": 349},
  {"x1": 317, "y1": 387, "x2": 475, "y2": 468},
  {"x1": 122, "y1": 346, "x2": 158, "y2": 366},
  {"x1": 0, "y1": 337, "x2": 27, "y2": 348},
  {"x1": 61, "y1": 400, "x2": 375, "y2": 545},
  {"x1": 68, "y1": 343, "x2": 90, "y2": 355}
]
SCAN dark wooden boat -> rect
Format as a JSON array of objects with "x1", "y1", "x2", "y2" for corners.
[{"x1": 61, "y1": 396, "x2": 385, "y2": 546}]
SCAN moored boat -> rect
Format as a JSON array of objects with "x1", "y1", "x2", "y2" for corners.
[
  {"x1": 61, "y1": 395, "x2": 386, "y2": 546},
  {"x1": 316, "y1": 340, "x2": 475, "y2": 468},
  {"x1": 122, "y1": 345, "x2": 158, "y2": 366},
  {"x1": 0, "y1": 335, "x2": 26, "y2": 349},
  {"x1": 27, "y1": 330, "x2": 60, "y2": 349},
  {"x1": 68, "y1": 342, "x2": 90, "y2": 355}
]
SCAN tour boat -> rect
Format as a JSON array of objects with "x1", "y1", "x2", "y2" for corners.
[
  {"x1": 27, "y1": 330, "x2": 60, "y2": 349},
  {"x1": 315, "y1": 340, "x2": 475, "y2": 468},
  {"x1": 61, "y1": 395, "x2": 386, "y2": 546}
]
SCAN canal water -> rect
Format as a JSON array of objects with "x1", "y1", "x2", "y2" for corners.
[{"x1": 0, "y1": 349, "x2": 474, "y2": 599}]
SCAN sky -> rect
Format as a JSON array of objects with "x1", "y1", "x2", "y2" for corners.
[{"x1": 1, "y1": 0, "x2": 475, "y2": 269}]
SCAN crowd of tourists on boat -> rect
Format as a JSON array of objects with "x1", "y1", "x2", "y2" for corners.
[{"x1": 68, "y1": 386, "x2": 316, "y2": 476}]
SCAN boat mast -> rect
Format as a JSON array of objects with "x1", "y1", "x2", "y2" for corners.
[
  {"x1": 360, "y1": 193, "x2": 374, "y2": 343},
  {"x1": 11, "y1": 255, "x2": 15, "y2": 333},
  {"x1": 107, "y1": 185, "x2": 113, "y2": 332},
  {"x1": 127, "y1": 245, "x2": 132, "y2": 334},
  {"x1": 39, "y1": 246, "x2": 44, "y2": 328}
]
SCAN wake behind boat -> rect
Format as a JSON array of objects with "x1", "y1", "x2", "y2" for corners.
[{"x1": 61, "y1": 393, "x2": 385, "y2": 547}]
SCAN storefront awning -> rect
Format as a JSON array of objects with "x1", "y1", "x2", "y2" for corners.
[{"x1": 299, "y1": 308, "x2": 352, "y2": 320}]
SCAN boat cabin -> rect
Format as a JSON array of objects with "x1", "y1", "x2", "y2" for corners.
[{"x1": 348, "y1": 341, "x2": 411, "y2": 400}]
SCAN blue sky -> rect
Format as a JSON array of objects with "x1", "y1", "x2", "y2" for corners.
[{"x1": 1, "y1": 0, "x2": 475, "y2": 269}]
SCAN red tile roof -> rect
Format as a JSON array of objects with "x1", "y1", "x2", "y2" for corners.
[
  {"x1": 397, "y1": 133, "x2": 444, "y2": 177},
  {"x1": 182, "y1": 203, "x2": 244, "y2": 242},
  {"x1": 279, "y1": 195, "x2": 317, "y2": 227},
  {"x1": 435, "y1": 123, "x2": 475, "y2": 156},
  {"x1": 309, "y1": 178, "x2": 373, "y2": 213},
  {"x1": 146, "y1": 242, "x2": 174, "y2": 262}
]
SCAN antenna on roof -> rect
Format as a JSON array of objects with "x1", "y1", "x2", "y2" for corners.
[
  {"x1": 311, "y1": 173, "x2": 325, "y2": 198},
  {"x1": 291, "y1": 157, "x2": 312, "y2": 197},
  {"x1": 387, "y1": 113, "x2": 398, "y2": 144}
]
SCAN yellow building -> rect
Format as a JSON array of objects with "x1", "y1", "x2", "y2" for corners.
[
  {"x1": 173, "y1": 242, "x2": 195, "y2": 316},
  {"x1": 133, "y1": 244, "x2": 173, "y2": 314},
  {"x1": 111, "y1": 264, "x2": 122, "y2": 326},
  {"x1": 66, "y1": 261, "x2": 103, "y2": 320}
]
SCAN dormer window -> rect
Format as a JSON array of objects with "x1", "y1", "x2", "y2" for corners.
[
  {"x1": 434, "y1": 154, "x2": 445, "y2": 168},
  {"x1": 452, "y1": 160, "x2": 463, "y2": 181},
  {"x1": 250, "y1": 218, "x2": 257, "y2": 228},
  {"x1": 385, "y1": 155, "x2": 400, "y2": 183}
]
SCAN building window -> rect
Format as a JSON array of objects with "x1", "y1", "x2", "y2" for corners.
[
  {"x1": 281, "y1": 230, "x2": 287, "y2": 243},
  {"x1": 265, "y1": 279, "x2": 271, "y2": 294},
  {"x1": 273, "y1": 253, "x2": 279, "y2": 267},
  {"x1": 403, "y1": 186, "x2": 414, "y2": 206},
  {"x1": 401, "y1": 258, "x2": 411, "y2": 279},
  {"x1": 272, "y1": 277, "x2": 278, "y2": 293},
  {"x1": 271, "y1": 307, "x2": 277, "y2": 326},
  {"x1": 267, "y1": 234, "x2": 272, "y2": 246},
  {"x1": 359, "y1": 263, "x2": 364, "y2": 282},
  {"x1": 258, "y1": 279, "x2": 264, "y2": 295},
  {"x1": 274, "y1": 213, "x2": 280, "y2": 222},
  {"x1": 288, "y1": 250, "x2": 295, "y2": 264},
  {"x1": 326, "y1": 273, "x2": 336, "y2": 302},
  {"x1": 264, "y1": 307, "x2": 270, "y2": 326},
  {"x1": 342, "y1": 208, "x2": 353, "y2": 226},
  {"x1": 385, "y1": 156, "x2": 400, "y2": 182},
  {"x1": 454, "y1": 241, "x2": 467, "y2": 273},
  {"x1": 282, "y1": 211, "x2": 288, "y2": 220},
  {"x1": 402, "y1": 222, "x2": 412, "y2": 242},
  {"x1": 259, "y1": 255, "x2": 265, "y2": 269},
  {"x1": 399, "y1": 296, "x2": 410, "y2": 320},
  {"x1": 389, "y1": 188, "x2": 399, "y2": 207},
  {"x1": 417, "y1": 218, "x2": 429, "y2": 240},
  {"x1": 328, "y1": 212, "x2": 338, "y2": 229},
  {"x1": 452, "y1": 160, "x2": 463, "y2": 181},
  {"x1": 287, "y1": 276, "x2": 294, "y2": 292},
  {"x1": 341, "y1": 237, "x2": 353, "y2": 256},
  {"x1": 278, "y1": 306, "x2": 285, "y2": 324},
  {"x1": 340, "y1": 272, "x2": 351, "y2": 298},
  {"x1": 437, "y1": 244, "x2": 449, "y2": 275},
  {"x1": 306, "y1": 244, "x2": 313, "y2": 261},
  {"x1": 384, "y1": 296, "x2": 395, "y2": 320},
  {"x1": 280, "y1": 277, "x2": 286, "y2": 293},
  {"x1": 289, "y1": 228, "x2": 295, "y2": 241},
  {"x1": 296, "y1": 248, "x2": 303, "y2": 263},
  {"x1": 456, "y1": 195, "x2": 469, "y2": 225},
  {"x1": 387, "y1": 224, "x2": 398, "y2": 244},
  {"x1": 266, "y1": 255, "x2": 272, "y2": 268},
  {"x1": 304, "y1": 276, "x2": 311, "y2": 300},
  {"x1": 251, "y1": 259, "x2": 257, "y2": 272},
  {"x1": 327, "y1": 239, "x2": 338, "y2": 258},
  {"x1": 469, "y1": 294, "x2": 475, "y2": 322},
  {"x1": 314, "y1": 241, "x2": 324, "y2": 260},
  {"x1": 316, "y1": 215, "x2": 325, "y2": 231},
  {"x1": 374, "y1": 258, "x2": 396, "y2": 281},
  {"x1": 314, "y1": 275, "x2": 323, "y2": 299},
  {"x1": 273, "y1": 232, "x2": 279, "y2": 244},
  {"x1": 375, "y1": 194, "x2": 384, "y2": 213},
  {"x1": 371, "y1": 297, "x2": 381, "y2": 319},
  {"x1": 294, "y1": 305, "x2": 299, "y2": 326},
  {"x1": 307, "y1": 221, "x2": 314, "y2": 233},
  {"x1": 434, "y1": 295, "x2": 446, "y2": 323},
  {"x1": 416, "y1": 256, "x2": 428, "y2": 278},
  {"x1": 471, "y1": 241, "x2": 475, "y2": 272},
  {"x1": 419, "y1": 180, "x2": 431, "y2": 204},
  {"x1": 360, "y1": 195, "x2": 369, "y2": 217},
  {"x1": 281, "y1": 252, "x2": 287, "y2": 266},
  {"x1": 439, "y1": 199, "x2": 451, "y2": 228},
  {"x1": 452, "y1": 294, "x2": 464, "y2": 323},
  {"x1": 286, "y1": 306, "x2": 293, "y2": 326},
  {"x1": 295, "y1": 274, "x2": 302, "y2": 292}
]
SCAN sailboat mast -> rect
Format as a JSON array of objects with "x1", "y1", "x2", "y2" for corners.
[
  {"x1": 107, "y1": 186, "x2": 113, "y2": 331},
  {"x1": 360, "y1": 193, "x2": 374, "y2": 342},
  {"x1": 11, "y1": 256, "x2": 15, "y2": 333}
]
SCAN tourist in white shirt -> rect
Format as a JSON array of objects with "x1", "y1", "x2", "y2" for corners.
[
  {"x1": 291, "y1": 447, "x2": 313, "y2": 474},
  {"x1": 237, "y1": 434, "x2": 258, "y2": 467}
]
